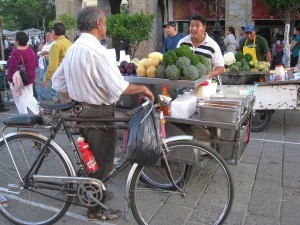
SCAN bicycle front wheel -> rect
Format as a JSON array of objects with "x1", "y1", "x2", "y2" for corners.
[
  {"x1": 130, "y1": 140, "x2": 234, "y2": 225},
  {"x1": 0, "y1": 132, "x2": 73, "y2": 225}
]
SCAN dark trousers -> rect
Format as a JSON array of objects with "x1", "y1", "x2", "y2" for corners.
[
  {"x1": 78, "y1": 104, "x2": 116, "y2": 212},
  {"x1": 291, "y1": 55, "x2": 299, "y2": 67},
  {"x1": 78, "y1": 104, "x2": 117, "y2": 181}
]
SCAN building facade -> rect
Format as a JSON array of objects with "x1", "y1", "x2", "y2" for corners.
[{"x1": 57, "y1": 0, "x2": 300, "y2": 58}]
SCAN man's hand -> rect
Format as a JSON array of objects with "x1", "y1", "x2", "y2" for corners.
[
  {"x1": 43, "y1": 81, "x2": 48, "y2": 88},
  {"x1": 143, "y1": 86, "x2": 155, "y2": 102}
]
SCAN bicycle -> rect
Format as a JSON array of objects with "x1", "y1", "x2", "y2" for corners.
[
  {"x1": 0, "y1": 64, "x2": 12, "y2": 103},
  {"x1": 0, "y1": 99, "x2": 234, "y2": 225}
]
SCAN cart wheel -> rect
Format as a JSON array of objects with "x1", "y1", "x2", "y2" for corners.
[{"x1": 251, "y1": 110, "x2": 274, "y2": 132}]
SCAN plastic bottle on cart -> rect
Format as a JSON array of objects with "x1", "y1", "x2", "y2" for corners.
[
  {"x1": 77, "y1": 137, "x2": 99, "y2": 173},
  {"x1": 269, "y1": 70, "x2": 275, "y2": 81},
  {"x1": 286, "y1": 68, "x2": 293, "y2": 80},
  {"x1": 275, "y1": 65, "x2": 285, "y2": 81},
  {"x1": 160, "y1": 85, "x2": 170, "y2": 116}
]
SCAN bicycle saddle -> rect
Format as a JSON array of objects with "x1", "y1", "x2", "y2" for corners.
[
  {"x1": 39, "y1": 101, "x2": 77, "y2": 111},
  {"x1": 3, "y1": 115, "x2": 44, "y2": 126}
]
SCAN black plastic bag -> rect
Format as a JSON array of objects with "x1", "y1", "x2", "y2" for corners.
[{"x1": 126, "y1": 104, "x2": 162, "y2": 167}]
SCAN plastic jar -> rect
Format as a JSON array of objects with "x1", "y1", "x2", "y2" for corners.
[{"x1": 275, "y1": 65, "x2": 285, "y2": 81}]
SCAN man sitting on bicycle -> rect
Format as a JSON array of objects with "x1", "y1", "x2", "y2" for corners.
[{"x1": 52, "y1": 6, "x2": 154, "y2": 221}]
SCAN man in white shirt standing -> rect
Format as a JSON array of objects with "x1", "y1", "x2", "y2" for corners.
[
  {"x1": 52, "y1": 6, "x2": 154, "y2": 221},
  {"x1": 37, "y1": 31, "x2": 56, "y2": 100}
]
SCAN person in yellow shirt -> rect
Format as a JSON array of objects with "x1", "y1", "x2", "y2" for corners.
[{"x1": 43, "y1": 22, "x2": 72, "y2": 102}]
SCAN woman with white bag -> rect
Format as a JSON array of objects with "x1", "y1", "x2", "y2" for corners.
[{"x1": 7, "y1": 31, "x2": 39, "y2": 114}]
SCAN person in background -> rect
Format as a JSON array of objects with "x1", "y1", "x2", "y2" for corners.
[
  {"x1": 52, "y1": 6, "x2": 154, "y2": 221},
  {"x1": 224, "y1": 26, "x2": 238, "y2": 53},
  {"x1": 290, "y1": 23, "x2": 300, "y2": 67},
  {"x1": 177, "y1": 14, "x2": 224, "y2": 79},
  {"x1": 7, "y1": 31, "x2": 39, "y2": 114},
  {"x1": 272, "y1": 39, "x2": 283, "y2": 66},
  {"x1": 43, "y1": 22, "x2": 72, "y2": 102},
  {"x1": 37, "y1": 31, "x2": 57, "y2": 101},
  {"x1": 238, "y1": 26, "x2": 246, "y2": 50},
  {"x1": 4, "y1": 42, "x2": 14, "y2": 61},
  {"x1": 162, "y1": 21, "x2": 185, "y2": 53},
  {"x1": 240, "y1": 24, "x2": 271, "y2": 63}
]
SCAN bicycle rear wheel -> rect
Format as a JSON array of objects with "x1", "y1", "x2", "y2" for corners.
[
  {"x1": 0, "y1": 132, "x2": 73, "y2": 225},
  {"x1": 130, "y1": 140, "x2": 234, "y2": 225}
]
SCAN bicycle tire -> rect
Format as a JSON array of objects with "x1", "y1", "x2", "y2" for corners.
[
  {"x1": 129, "y1": 140, "x2": 234, "y2": 225},
  {"x1": 0, "y1": 132, "x2": 73, "y2": 225}
]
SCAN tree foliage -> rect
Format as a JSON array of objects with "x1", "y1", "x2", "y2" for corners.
[
  {"x1": 263, "y1": 0, "x2": 299, "y2": 10},
  {"x1": 1, "y1": 0, "x2": 55, "y2": 31},
  {"x1": 106, "y1": 11, "x2": 154, "y2": 58},
  {"x1": 49, "y1": 13, "x2": 77, "y2": 30}
]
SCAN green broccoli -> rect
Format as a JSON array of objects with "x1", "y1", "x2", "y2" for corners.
[
  {"x1": 183, "y1": 65, "x2": 199, "y2": 80},
  {"x1": 234, "y1": 51, "x2": 244, "y2": 61},
  {"x1": 240, "y1": 58, "x2": 248, "y2": 67},
  {"x1": 240, "y1": 64, "x2": 251, "y2": 72},
  {"x1": 165, "y1": 65, "x2": 181, "y2": 80},
  {"x1": 232, "y1": 61, "x2": 242, "y2": 68},
  {"x1": 163, "y1": 50, "x2": 177, "y2": 66},
  {"x1": 189, "y1": 54, "x2": 200, "y2": 65},
  {"x1": 244, "y1": 53, "x2": 253, "y2": 62},
  {"x1": 156, "y1": 64, "x2": 167, "y2": 78},
  {"x1": 229, "y1": 65, "x2": 240, "y2": 73},
  {"x1": 195, "y1": 62, "x2": 207, "y2": 78},
  {"x1": 176, "y1": 56, "x2": 191, "y2": 70},
  {"x1": 197, "y1": 55, "x2": 212, "y2": 73},
  {"x1": 175, "y1": 45, "x2": 193, "y2": 58}
]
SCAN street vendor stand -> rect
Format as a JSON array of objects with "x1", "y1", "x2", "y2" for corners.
[
  {"x1": 220, "y1": 72, "x2": 300, "y2": 132},
  {"x1": 120, "y1": 76, "x2": 255, "y2": 165}
]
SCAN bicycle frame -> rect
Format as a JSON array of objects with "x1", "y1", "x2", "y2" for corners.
[{"x1": 0, "y1": 101, "x2": 194, "y2": 220}]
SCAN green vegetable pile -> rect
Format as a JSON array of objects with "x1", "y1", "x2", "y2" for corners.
[
  {"x1": 158, "y1": 45, "x2": 212, "y2": 80},
  {"x1": 224, "y1": 51, "x2": 270, "y2": 73}
]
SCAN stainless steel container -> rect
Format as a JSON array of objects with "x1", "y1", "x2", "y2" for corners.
[
  {"x1": 198, "y1": 102, "x2": 242, "y2": 124},
  {"x1": 217, "y1": 128, "x2": 236, "y2": 141},
  {"x1": 202, "y1": 96, "x2": 247, "y2": 113}
]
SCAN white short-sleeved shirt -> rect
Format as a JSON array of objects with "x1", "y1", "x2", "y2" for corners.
[
  {"x1": 52, "y1": 33, "x2": 129, "y2": 105},
  {"x1": 177, "y1": 33, "x2": 224, "y2": 68}
]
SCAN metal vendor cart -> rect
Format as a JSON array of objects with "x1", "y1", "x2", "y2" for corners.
[{"x1": 121, "y1": 76, "x2": 255, "y2": 165}]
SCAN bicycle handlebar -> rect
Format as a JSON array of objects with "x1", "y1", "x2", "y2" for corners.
[{"x1": 126, "y1": 97, "x2": 151, "y2": 116}]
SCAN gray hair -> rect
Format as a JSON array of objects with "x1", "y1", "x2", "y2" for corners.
[{"x1": 77, "y1": 6, "x2": 105, "y2": 32}]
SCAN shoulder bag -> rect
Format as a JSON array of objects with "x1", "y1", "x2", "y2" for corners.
[{"x1": 18, "y1": 51, "x2": 29, "y2": 85}]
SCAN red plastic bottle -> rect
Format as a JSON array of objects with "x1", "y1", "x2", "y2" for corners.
[
  {"x1": 77, "y1": 137, "x2": 99, "y2": 173},
  {"x1": 160, "y1": 85, "x2": 170, "y2": 116}
]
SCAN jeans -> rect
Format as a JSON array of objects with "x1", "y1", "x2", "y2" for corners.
[{"x1": 39, "y1": 68, "x2": 57, "y2": 99}]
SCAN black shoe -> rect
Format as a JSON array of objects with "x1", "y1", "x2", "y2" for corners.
[
  {"x1": 87, "y1": 208, "x2": 122, "y2": 221},
  {"x1": 0, "y1": 108, "x2": 9, "y2": 112}
]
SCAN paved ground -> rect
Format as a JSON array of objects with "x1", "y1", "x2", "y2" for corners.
[{"x1": 0, "y1": 74, "x2": 300, "y2": 225}]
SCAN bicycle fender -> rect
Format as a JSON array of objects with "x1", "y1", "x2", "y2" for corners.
[
  {"x1": 164, "y1": 135, "x2": 193, "y2": 143},
  {"x1": 0, "y1": 130, "x2": 76, "y2": 177}
]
